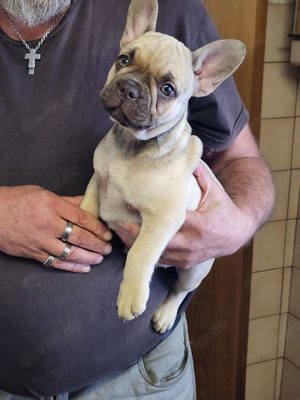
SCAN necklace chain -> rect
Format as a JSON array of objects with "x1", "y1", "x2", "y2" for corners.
[{"x1": 4, "y1": 11, "x2": 58, "y2": 52}]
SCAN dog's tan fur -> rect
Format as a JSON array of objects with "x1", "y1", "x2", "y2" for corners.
[{"x1": 81, "y1": 0, "x2": 245, "y2": 333}]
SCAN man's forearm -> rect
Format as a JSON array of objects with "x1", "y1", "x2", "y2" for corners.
[
  {"x1": 214, "y1": 156, "x2": 275, "y2": 234},
  {"x1": 208, "y1": 123, "x2": 275, "y2": 237}
]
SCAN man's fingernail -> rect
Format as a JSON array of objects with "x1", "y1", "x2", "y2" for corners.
[
  {"x1": 103, "y1": 231, "x2": 113, "y2": 241},
  {"x1": 104, "y1": 244, "x2": 112, "y2": 255},
  {"x1": 83, "y1": 266, "x2": 91, "y2": 273},
  {"x1": 96, "y1": 255, "x2": 104, "y2": 264}
]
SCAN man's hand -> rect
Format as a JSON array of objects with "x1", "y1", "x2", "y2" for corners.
[
  {"x1": 0, "y1": 186, "x2": 112, "y2": 273},
  {"x1": 114, "y1": 161, "x2": 255, "y2": 269}
]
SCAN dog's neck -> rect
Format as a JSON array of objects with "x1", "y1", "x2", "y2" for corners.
[{"x1": 112, "y1": 112, "x2": 191, "y2": 159}]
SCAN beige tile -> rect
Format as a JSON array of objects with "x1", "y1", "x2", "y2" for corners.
[
  {"x1": 275, "y1": 358, "x2": 284, "y2": 400},
  {"x1": 281, "y1": 359, "x2": 300, "y2": 400},
  {"x1": 278, "y1": 313, "x2": 288, "y2": 357},
  {"x1": 252, "y1": 221, "x2": 286, "y2": 271},
  {"x1": 270, "y1": 171, "x2": 290, "y2": 221},
  {"x1": 281, "y1": 267, "x2": 292, "y2": 313},
  {"x1": 269, "y1": 1, "x2": 296, "y2": 3},
  {"x1": 284, "y1": 219, "x2": 296, "y2": 266},
  {"x1": 294, "y1": 220, "x2": 300, "y2": 268},
  {"x1": 245, "y1": 360, "x2": 276, "y2": 400},
  {"x1": 261, "y1": 63, "x2": 298, "y2": 119},
  {"x1": 297, "y1": 71, "x2": 300, "y2": 116},
  {"x1": 290, "y1": 268, "x2": 300, "y2": 319},
  {"x1": 285, "y1": 314, "x2": 300, "y2": 367},
  {"x1": 268, "y1": 1, "x2": 296, "y2": 4},
  {"x1": 260, "y1": 118, "x2": 294, "y2": 171},
  {"x1": 291, "y1": 41, "x2": 300, "y2": 66},
  {"x1": 292, "y1": 118, "x2": 300, "y2": 169},
  {"x1": 249, "y1": 269, "x2": 282, "y2": 319},
  {"x1": 247, "y1": 315, "x2": 279, "y2": 364},
  {"x1": 288, "y1": 169, "x2": 300, "y2": 219},
  {"x1": 265, "y1": 3, "x2": 294, "y2": 62}
]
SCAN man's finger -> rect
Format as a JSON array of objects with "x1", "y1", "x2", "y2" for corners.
[
  {"x1": 117, "y1": 222, "x2": 141, "y2": 238},
  {"x1": 38, "y1": 251, "x2": 91, "y2": 274},
  {"x1": 162, "y1": 229, "x2": 187, "y2": 252},
  {"x1": 56, "y1": 198, "x2": 112, "y2": 240},
  {"x1": 114, "y1": 230, "x2": 134, "y2": 248},
  {"x1": 55, "y1": 217, "x2": 112, "y2": 252},
  {"x1": 52, "y1": 260, "x2": 91, "y2": 273},
  {"x1": 67, "y1": 225, "x2": 113, "y2": 253},
  {"x1": 44, "y1": 240, "x2": 105, "y2": 265},
  {"x1": 114, "y1": 223, "x2": 141, "y2": 247}
]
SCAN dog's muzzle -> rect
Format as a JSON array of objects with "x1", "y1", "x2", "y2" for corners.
[{"x1": 100, "y1": 76, "x2": 151, "y2": 129}]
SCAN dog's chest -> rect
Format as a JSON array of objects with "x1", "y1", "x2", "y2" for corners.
[
  {"x1": 93, "y1": 129, "x2": 202, "y2": 224},
  {"x1": 93, "y1": 135, "x2": 149, "y2": 223}
]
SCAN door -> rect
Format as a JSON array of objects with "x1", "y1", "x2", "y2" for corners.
[{"x1": 186, "y1": 1, "x2": 268, "y2": 399}]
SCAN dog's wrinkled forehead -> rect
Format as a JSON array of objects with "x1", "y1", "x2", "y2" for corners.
[{"x1": 117, "y1": 32, "x2": 194, "y2": 91}]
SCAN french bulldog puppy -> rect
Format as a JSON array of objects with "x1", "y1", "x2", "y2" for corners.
[{"x1": 81, "y1": 0, "x2": 246, "y2": 333}]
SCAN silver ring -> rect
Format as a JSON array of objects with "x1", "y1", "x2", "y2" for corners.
[
  {"x1": 61, "y1": 222, "x2": 73, "y2": 242},
  {"x1": 43, "y1": 255, "x2": 55, "y2": 267},
  {"x1": 58, "y1": 244, "x2": 72, "y2": 260}
]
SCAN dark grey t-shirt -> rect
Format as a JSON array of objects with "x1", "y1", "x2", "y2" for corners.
[{"x1": 0, "y1": 0, "x2": 248, "y2": 396}]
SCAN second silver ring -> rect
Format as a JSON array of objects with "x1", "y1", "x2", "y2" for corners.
[{"x1": 58, "y1": 244, "x2": 72, "y2": 260}]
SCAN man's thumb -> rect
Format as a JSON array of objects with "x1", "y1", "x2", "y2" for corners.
[{"x1": 193, "y1": 160, "x2": 224, "y2": 207}]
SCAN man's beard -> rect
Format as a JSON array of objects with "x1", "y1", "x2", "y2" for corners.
[{"x1": 0, "y1": 0, "x2": 71, "y2": 27}]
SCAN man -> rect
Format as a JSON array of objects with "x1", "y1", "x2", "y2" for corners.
[{"x1": 0, "y1": 0, "x2": 274, "y2": 399}]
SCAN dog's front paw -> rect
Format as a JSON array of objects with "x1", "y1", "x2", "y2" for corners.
[{"x1": 117, "y1": 279, "x2": 150, "y2": 321}]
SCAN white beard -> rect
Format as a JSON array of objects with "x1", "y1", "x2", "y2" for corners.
[{"x1": 0, "y1": 0, "x2": 71, "y2": 26}]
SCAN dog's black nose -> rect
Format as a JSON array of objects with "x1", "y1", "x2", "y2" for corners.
[{"x1": 117, "y1": 79, "x2": 141, "y2": 100}]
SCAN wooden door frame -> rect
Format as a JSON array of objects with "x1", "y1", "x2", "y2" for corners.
[{"x1": 187, "y1": 1, "x2": 268, "y2": 399}]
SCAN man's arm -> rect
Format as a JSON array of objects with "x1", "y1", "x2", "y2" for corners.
[
  {"x1": 209, "y1": 123, "x2": 275, "y2": 231},
  {"x1": 115, "y1": 123, "x2": 275, "y2": 269}
]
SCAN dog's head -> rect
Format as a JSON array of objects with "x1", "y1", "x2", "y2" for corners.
[{"x1": 100, "y1": 0, "x2": 246, "y2": 141}]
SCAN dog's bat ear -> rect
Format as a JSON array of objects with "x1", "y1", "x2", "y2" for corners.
[
  {"x1": 120, "y1": 0, "x2": 158, "y2": 48},
  {"x1": 192, "y1": 40, "x2": 246, "y2": 97}
]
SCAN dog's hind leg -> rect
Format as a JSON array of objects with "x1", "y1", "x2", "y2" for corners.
[{"x1": 152, "y1": 259, "x2": 214, "y2": 334}]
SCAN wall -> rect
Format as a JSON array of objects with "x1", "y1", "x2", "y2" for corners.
[
  {"x1": 245, "y1": 1, "x2": 300, "y2": 399},
  {"x1": 281, "y1": 218, "x2": 300, "y2": 400}
]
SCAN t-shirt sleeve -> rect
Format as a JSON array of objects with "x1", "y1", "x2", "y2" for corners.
[{"x1": 157, "y1": 0, "x2": 249, "y2": 153}]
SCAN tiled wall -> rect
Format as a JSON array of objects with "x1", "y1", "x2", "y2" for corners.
[
  {"x1": 281, "y1": 220, "x2": 300, "y2": 399},
  {"x1": 245, "y1": 1, "x2": 300, "y2": 399}
]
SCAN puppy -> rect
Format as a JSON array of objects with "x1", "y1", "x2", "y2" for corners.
[{"x1": 81, "y1": 0, "x2": 245, "y2": 333}]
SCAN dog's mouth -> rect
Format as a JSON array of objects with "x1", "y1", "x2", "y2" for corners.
[{"x1": 106, "y1": 106, "x2": 151, "y2": 130}]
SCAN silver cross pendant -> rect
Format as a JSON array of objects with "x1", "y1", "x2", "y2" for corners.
[{"x1": 24, "y1": 48, "x2": 41, "y2": 75}]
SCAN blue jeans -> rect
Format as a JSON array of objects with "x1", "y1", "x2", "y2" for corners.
[{"x1": 0, "y1": 315, "x2": 196, "y2": 400}]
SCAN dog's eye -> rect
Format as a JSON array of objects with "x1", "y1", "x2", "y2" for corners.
[
  {"x1": 117, "y1": 54, "x2": 130, "y2": 69},
  {"x1": 160, "y1": 83, "x2": 176, "y2": 97}
]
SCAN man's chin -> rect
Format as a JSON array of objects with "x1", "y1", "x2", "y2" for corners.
[{"x1": 0, "y1": 0, "x2": 71, "y2": 27}]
